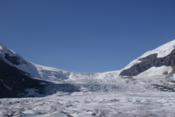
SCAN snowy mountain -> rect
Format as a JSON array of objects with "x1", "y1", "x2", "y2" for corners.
[
  {"x1": 0, "y1": 44, "x2": 40, "y2": 77},
  {"x1": 0, "y1": 53, "x2": 48, "y2": 97},
  {"x1": 2, "y1": 40, "x2": 175, "y2": 116},
  {"x1": 0, "y1": 44, "x2": 78, "y2": 98},
  {"x1": 0, "y1": 44, "x2": 70, "y2": 81},
  {"x1": 1, "y1": 39, "x2": 175, "y2": 98},
  {"x1": 120, "y1": 40, "x2": 175, "y2": 78}
]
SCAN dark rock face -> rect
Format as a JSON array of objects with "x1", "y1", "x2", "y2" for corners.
[
  {"x1": 4, "y1": 53, "x2": 21, "y2": 65},
  {"x1": 0, "y1": 58, "x2": 48, "y2": 98},
  {"x1": 0, "y1": 57, "x2": 80, "y2": 98},
  {"x1": 4, "y1": 53, "x2": 28, "y2": 65},
  {"x1": 120, "y1": 49, "x2": 175, "y2": 76}
]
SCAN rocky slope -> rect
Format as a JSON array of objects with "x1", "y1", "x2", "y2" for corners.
[
  {"x1": 0, "y1": 56, "x2": 50, "y2": 98},
  {"x1": 120, "y1": 40, "x2": 175, "y2": 77},
  {"x1": 0, "y1": 44, "x2": 70, "y2": 81},
  {"x1": 0, "y1": 44, "x2": 78, "y2": 98}
]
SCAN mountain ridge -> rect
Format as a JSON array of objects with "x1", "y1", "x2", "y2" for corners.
[
  {"x1": 120, "y1": 39, "x2": 175, "y2": 77},
  {"x1": 1, "y1": 39, "x2": 175, "y2": 98}
]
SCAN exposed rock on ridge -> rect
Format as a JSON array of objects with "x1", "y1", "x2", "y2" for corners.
[{"x1": 120, "y1": 48, "x2": 175, "y2": 76}]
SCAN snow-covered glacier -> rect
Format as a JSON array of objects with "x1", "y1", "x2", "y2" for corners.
[{"x1": 1, "y1": 40, "x2": 175, "y2": 116}]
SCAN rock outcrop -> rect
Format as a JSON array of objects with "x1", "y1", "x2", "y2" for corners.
[{"x1": 120, "y1": 47, "x2": 175, "y2": 77}]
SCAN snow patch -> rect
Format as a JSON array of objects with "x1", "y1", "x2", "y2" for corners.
[{"x1": 136, "y1": 66, "x2": 173, "y2": 78}]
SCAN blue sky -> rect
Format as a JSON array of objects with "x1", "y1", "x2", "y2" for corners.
[{"x1": 0, "y1": 0, "x2": 175, "y2": 72}]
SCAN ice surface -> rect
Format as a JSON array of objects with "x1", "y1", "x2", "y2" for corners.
[
  {"x1": 1, "y1": 92, "x2": 175, "y2": 117},
  {"x1": 0, "y1": 71, "x2": 173, "y2": 117}
]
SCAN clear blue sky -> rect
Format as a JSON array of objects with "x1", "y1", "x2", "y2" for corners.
[{"x1": 0, "y1": 0, "x2": 175, "y2": 72}]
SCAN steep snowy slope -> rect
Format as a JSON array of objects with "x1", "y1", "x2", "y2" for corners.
[
  {"x1": 0, "y1": 44, "x2": 40, "y2": 77},
  {"x1": 0, "y1": 47, "x2": 53, "y2": 97},
  {"x1": 0, "y1": 44, "x2": 79, "y2": 98},
  {"x1": 0, "y1": 43, "x2": 121, "y2": 89},
  {"x1": 120, "y1": 40, "x2": 175, "y2": 77},
  {"x1": 0, "y1": 44, "x2": 70, "y2": 82}
]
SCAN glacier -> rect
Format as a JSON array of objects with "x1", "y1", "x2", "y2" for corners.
[{"x1": 1, "y1": 40, "x2": 175, "y2": 116}]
